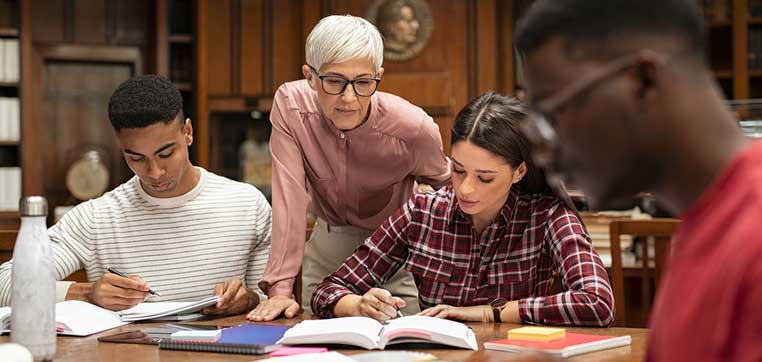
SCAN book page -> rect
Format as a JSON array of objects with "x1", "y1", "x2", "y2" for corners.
[
  {"x1": 119, "y1": 296, "x2": 219, "y2": 321},
  {"x1": 278, "y1": 317, "x2": 382, "y2": 350},
  {"x1": 262, "y1": 351, "x2": 355, "y2": 361},
  {"x1": 0, "y1": 306, "x2": 10, "y2": 332},
  {"x1": 381, "y1": 316, "x2": 478, "y2": 350},
  {"x1": 55, "y1": 301, "x2": 128, "y2": 336}
]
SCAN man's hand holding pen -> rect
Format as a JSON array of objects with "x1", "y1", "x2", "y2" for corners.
[{"x1": 65, "y1": 270, "x2": 153, "y2": 311}]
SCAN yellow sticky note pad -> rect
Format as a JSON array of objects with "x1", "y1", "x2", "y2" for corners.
[{"x1": 507, "y1": 326, "x2": 566, "y2": 341}]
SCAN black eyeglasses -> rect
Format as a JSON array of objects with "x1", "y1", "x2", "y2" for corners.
[
  {"x1": 520, "y1": 52, "x2": 661, "y2": 191},
  {"x1": 521, "y1": 53, "x2": 648, "y2": 176},
  {"x1": 309, "y1": 65, "x2": 381, "y2": 97}
]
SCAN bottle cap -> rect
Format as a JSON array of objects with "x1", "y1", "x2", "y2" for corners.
[{"x1": 19, "y1": 196, "x2": 48, "y2": 217}]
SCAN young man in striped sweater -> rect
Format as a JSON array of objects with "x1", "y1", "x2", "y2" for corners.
[{"x1": 0, "y1": 75, "x2": 272, "y2": 316}]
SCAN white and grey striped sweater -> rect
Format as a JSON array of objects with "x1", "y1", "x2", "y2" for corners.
[{"x1": 0, "y1": 167, "x2": 271, "y2": 306}]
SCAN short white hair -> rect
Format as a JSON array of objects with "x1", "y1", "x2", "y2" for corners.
[{"x1": 306, "y1": 15, "x2": 384, "y2": 72}]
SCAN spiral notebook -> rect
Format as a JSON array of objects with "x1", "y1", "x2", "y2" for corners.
[{"x1": 158, "y1": 323, "x2": 290, "y2": 355}]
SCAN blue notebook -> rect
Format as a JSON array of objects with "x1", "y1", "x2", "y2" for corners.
[{"x1": 158, "y1": 324, "x2": 290, "y2": 355}]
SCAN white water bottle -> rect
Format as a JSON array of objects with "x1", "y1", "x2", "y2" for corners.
[{"x1": 11, "y1": 196, "x2": 56, "y2": 361}]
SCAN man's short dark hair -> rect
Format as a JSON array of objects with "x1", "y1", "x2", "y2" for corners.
[
  {"x1": 108, "y1": 75, "x2": 183, "y2": 130},
  {"x1": 514, "y1": 0, "x2": 707, "y2": 63}
]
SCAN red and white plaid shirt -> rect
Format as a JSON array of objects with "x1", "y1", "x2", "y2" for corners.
[{"x1": 312, "y1": 186, "x2": 614, "y2": 327}]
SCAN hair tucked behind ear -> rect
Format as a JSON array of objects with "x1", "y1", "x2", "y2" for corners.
[{"x1": 451, "y1": 92, "x2": 578, "y2": 213}]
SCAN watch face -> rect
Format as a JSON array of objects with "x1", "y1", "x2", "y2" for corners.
[
  {"x1": 66, "y1": 157, "x2": 110, "y2": 201},
  {"x1": 490, "y1": 297, "x2": 509, "y2": 308}
]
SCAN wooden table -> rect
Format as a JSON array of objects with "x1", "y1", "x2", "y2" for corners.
[{"x1": 0, "y1": 314, "x2": 648, "y2": 361}]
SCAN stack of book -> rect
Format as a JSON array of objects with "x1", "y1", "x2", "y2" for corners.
[
  {"x1": 0, "y1": 38, "x2": 19, "y2": 83},
  {"x1": 0, "y1": 167, "x2": 20, "y2": 211},
  {"x1": 0, "y1": 97, "x2": 19, "y2": 142}
]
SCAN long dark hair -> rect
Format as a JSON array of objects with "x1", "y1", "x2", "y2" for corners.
[{"x1": 450, "y1": 92, "x2": 577, "y2": 212}]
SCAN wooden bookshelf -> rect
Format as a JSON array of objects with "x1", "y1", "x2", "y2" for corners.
[
  {"x1": 702, "y1": 0, "x2": 762, "y2": 101},
  {"x1": 169, "y1": 34, "x2": 193, "y2": 43},
  {"x1": 0, "y1": 0, "x2": 21, "y2": 223},
  {"x1": 155, "y1": 0, "x2": 200, "y2": 165},
  {"x1": 0, "y1": 28, "x2": 17, "y2": 37},
  {"x1": 708, "y1": 19, "x2": 733, "y2": 27},
  {"x1": 714, "y1": 69, "x2": 734, "y2": 78},
  {"x1": 174, "y1": 82, "x2": 193, "y2": 91}
]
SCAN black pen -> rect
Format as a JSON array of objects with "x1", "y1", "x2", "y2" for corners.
[
  {"x1": 359, "y1": 261, "x2": 403, "y2": 318},
  {"x1": 107, "y1": 267, "x2": 161, "y2": 296}
]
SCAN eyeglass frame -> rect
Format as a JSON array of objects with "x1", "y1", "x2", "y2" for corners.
[
  {"x1": 522, "y1": 53, "x2": 649, "y2": 169},
  {"x1": 308, "y1": 65, "x2": 382, "y2": 97}
]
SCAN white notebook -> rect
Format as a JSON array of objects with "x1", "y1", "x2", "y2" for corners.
[
  {"x1": 277, "y1": 316, "x2": 478, "y2": 350},
  {"x1": 118, "y1": 296, "x2": 220, "y2": 322},
  {"x1": 0, "y1": 301, "x2": 128, "y2": 336}
]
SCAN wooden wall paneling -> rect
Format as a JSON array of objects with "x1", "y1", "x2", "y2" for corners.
[
  {"x1": 0, "y1": 214, "x2": 19, "y2": 231},
  {"x1": 474, "y1": 0, "x2": 498, "y2": 95},
  {"x1": 732, "y1": 0, "x2": 749, "y2": 99},
  {"x1": 73, "y1": 0, "x2": 106, "y2": 44},
  {"x1": 230, "y1": 0, "x2": 242, "y2": 95},
  {"x1": 271, "y1": 0, "x2": 306, "y2": 91},
  {"x1": 206, "y1": 0, "x2": 232, "y2": 96},
  {"x1": 111, "y1": 0, "x2": 150, "y2": 47},
  {"x1": 30, "y1": 0, "x2": 65, "y2": 43},
  {"x1": 20, "y1": 0, "x2": 40, "y2": 197},
  {"x1": 207, "y1": 97, "x2": 247, "y2": 112},
  {"x1": 374, "y1": 0, "x2": 470, "y2": 152},
  {"x1": 30, "y1": 45, "x2": 142, "y2": 215},
  {"x1": 240, "y1": 0, "x2": 265, "y2": 96},
  {"x1": 154, "y1": 0, "x2": 169, "y2": 76},
  {"x1": 195, "y1": 0, "x2": 210, "y2": 168},
  {"x1": 301, "y1": 0, "x2": 323, "y2": 45},
  {"x1": 498, "y1": 0, "x2": 514, "y2": 94},
  {"x1": 380, "y1": 72, "x2": 453, "y2": 113}
]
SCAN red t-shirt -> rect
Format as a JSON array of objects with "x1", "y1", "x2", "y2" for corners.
[{"x1": 648, "y1": 142, "x2": 762, "y2": 362}]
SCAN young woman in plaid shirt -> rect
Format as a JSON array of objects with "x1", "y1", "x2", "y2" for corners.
[{"x1": 312, "y1": 93, "x2": 614, "y2": 326}]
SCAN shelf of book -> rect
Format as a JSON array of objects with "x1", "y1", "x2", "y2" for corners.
[
  {"x1": 0, "y1": 28, "x2": 17, "y2": 38},
  {"x1": 175, "y1": 82, "x2": 193, "y2": 91},
  {"x1": 713, "y1": 69, "x2": 734, "y2": 78},
  {"x1": 168, "y1": 34, "x2": 193, "y2": 44}
]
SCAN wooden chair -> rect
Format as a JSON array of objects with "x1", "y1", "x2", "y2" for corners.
[{"x1": 609, "y1": 218, "x2": 681, "y2": 327}]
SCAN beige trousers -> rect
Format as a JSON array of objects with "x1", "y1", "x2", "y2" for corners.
[{"x1": 302, "y1": 219, "x2": 421, "y2": 315}]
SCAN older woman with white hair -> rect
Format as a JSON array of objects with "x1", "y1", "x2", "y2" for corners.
[{"x1": 247, "y1": 14, "x2": 450, "y2": 321}]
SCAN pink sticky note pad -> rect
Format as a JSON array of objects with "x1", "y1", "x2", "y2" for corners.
[{"x1": 269, "y1": 347, "x2": 328, "y2": 357}]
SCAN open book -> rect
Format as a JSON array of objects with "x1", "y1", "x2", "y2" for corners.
[
  {"x1": 118, "y1": 296, "x2": 219, "y2": 322},
  {"x1": 1, "y1": 296, "x2": 220, "y2": 335},
  {"x1": 277, "y1": 316, "x2": 478, "y2": 350},
  {"x1": 0, "y1": 301, "x2": 128, "y2": 336}
]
